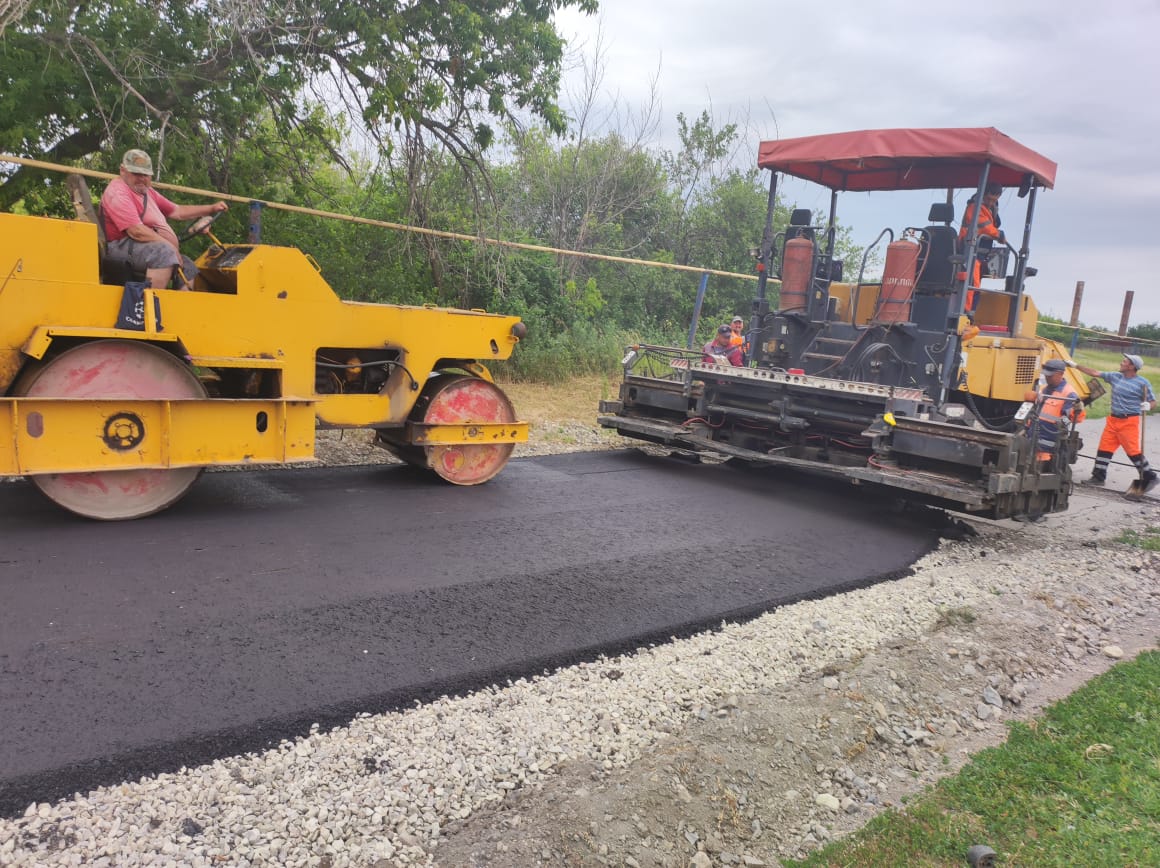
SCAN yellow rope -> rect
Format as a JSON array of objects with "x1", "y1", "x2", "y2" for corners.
[
  {"x1": 17, "y1": 153, "x2": 1154, "y2": 346},
  {"x1": 1, "y1": 153, "x2": 761, "y2": 283},
  {"x1": 1039, "y1": 321, "x2": 1160, "y2": 348}
]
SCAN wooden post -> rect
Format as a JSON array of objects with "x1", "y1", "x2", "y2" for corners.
[
  {"x1": 1118, "y1": 290, "x2": 1134, "y2": 336},
  {"x1": 1068, "y1": 281, "x2": 1084, "y2": 326}
]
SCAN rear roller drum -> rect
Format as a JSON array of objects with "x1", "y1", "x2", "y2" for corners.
[
  {"x1": 379, "y1": 374, "x2": 516, "y2": 485},
  {"x1": 12, "y1": 340, "x2": 206, "y2": 520}
]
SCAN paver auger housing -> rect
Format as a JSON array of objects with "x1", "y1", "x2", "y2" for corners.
[
  {"x1": 599, "y1": 128, "x2": 1098, "y2": 520},
  {"x1": 0, "y1": 202, "x2": 527, "y2": 520}
]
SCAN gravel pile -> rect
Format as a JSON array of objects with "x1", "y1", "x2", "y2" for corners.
[{"x1": 2, "y1": 489, "x2": 1156, "y2": 866}]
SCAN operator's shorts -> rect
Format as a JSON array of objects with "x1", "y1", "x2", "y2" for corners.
[
  {"x1": 1098, "y1": 414, "x2": 1143, "y2": 456},
  {"x1": 105, "y1": 237, "x2": 198, "y2": 286}
]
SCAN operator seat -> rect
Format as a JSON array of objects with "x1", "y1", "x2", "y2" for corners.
[
  {"x1": 97, "y1": 218, "x2": 148, "y2": 286},
  {"x1": 909, "y1": 202, "x2": 960, "y2": 331},
  {"x1": 786, "y1": 208, "x2": 815, "y2": 242},
  {"x1": 95, "y1": 201, "x2": 151, "y2": 285},
  {"x1": 776, "y1": 208, "x2": 815, "y2": 280},
  {"x1": 66, "y1": 174, "x2": 148, "y2": 286},
  {"x1": 916, "y1": 202, "x2": 957, "y2": 289},
  {"x1": 780, "y1": 208, "x2": 843, "y2": 282}
]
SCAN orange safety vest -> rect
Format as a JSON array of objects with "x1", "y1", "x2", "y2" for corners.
[
  {"x1": 959, "y1": 200, "x2": 1001, "y2": 243},
  {"x1": 957, "y1": 199, "x2": 1000, "y2": 304},
  {"x1": 1029, "y1": 381, "x2": 1085, "y2": 459}
]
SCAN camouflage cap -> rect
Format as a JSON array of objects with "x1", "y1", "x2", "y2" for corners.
[{"x1": 121, "y1": 149, "x2": 154, "y2": 175}]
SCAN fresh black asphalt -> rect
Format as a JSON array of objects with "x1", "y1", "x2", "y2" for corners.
[{"x1": 0, "y1": 450, "x2": 944, "y2": 815}]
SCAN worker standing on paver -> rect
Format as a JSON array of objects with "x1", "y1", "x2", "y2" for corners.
[
  {"x1": 703, "y1": 324, "x2": 743, "y2": 366},
  {"x1": 729, "y1": 316, "x2": 745, "y2": 348},
  {"x1": 1070, "y1": 354, "x2": 1156, "y2": 492}
]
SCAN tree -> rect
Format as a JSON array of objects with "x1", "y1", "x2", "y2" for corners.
[
  {"x1": 0, "y1": 0, "x2": 30, "y2": 36},
  {"x1": 665, "y1": 112, "x2": 737, "y2": 215},
  {"x1": 499, "y1": 129, "x2": 673, "y2": 272},
  {"x1": 1128, "y1": 322, "x2": 1160, "y2": 343},
  {"x1": 0, "y1": 0, "x2": 597, "y2": 207}
]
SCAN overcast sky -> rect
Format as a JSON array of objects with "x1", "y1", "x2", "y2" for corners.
[{"x1": 554, "y1": 0, "x2": 1158, "y2": 331}]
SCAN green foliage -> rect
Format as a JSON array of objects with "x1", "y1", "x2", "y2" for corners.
[
  {"x1": 498, "y1": 126, "x2": 676, "y2": 274},
  {"x1": 665, "y1": 110, "x2": 739, "y2": 210},
  {"x1": 1037, "y1": 312, "x2": 1082, "y2": 344},
  {"x1": 0, "y1": 0, "x2": 597, "y2": 208},
  {"x1": 0, "y1": 1, "x2": 869, "y2": 383},
  {"x1": 491, "y1": 323, "x2": 629, "y2": 384},
  {"x1": 1128, "y1": 321, "x2": 1160, "y2": 342},
  {"x1": 566, "y1": 277, "x2": 605, "y2": 320},
  {"x1": 680, "y1": 170, "x2": 767, "y2": 322}
]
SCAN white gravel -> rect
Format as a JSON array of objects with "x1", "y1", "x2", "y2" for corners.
[{"x1": 1, "y1": 487, "x2": 1157, "y2": 866}]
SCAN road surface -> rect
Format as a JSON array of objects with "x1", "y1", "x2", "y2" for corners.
[{"x1": 0, "y1": 450, "x2": 943, "y2": 815}]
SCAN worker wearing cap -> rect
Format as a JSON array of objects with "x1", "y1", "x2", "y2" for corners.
[
  {"x1": 703, "y1": 324, "x2": 743, "y2": 366},
  {"x1": 101, "y1": 149, "x2": 228, "y2": 291},
  {"x1": 1028, "y1": 359, "x2": 1085, "y2": 462},
  {"x1": 1069, "y1": 353, "x2": 1155, "y2": 489},
  {"x1": 728, "y1": 316, "x2": 745, "y2": 348}
]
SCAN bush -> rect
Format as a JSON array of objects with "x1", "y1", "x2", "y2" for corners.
[{"x1": 493, "y1": 324, "x2": 634, "y2": 384}]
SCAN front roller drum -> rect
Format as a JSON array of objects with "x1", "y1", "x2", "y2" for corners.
[{"x1": 378, "y1": 374, "x2": 517, "y2": 485}]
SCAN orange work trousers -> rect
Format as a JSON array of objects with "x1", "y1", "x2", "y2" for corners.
[
  {"x1": 957, "y1": 260, "x2": 982, "y2": 311},
  {"x1": 1098, "y1": 414, "x2": 1143, "y2": 456}
]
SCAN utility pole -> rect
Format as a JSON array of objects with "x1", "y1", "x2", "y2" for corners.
[
  {"x1": 1119, "y1": 290, "x2": 1134, "y2": 336},
  {"x1": 1069, "y1": 281, "x2": 1084, "y2": 326},
  {"x1": 1067, "y1": 281, "x2": 1085, "y2": 354}
]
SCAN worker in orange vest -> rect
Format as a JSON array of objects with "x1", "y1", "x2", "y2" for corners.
[
  {"x1": 728, "y1": 316, "x2": 747, "y2": 353},
  {"x1": 1027, "y1": 359, "x2": 1085, "y2": 462},
  {"x1": 958, "y1": 182, "x2": 1006, "y2": 311}
]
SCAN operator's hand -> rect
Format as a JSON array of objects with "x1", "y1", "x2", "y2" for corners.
[
  {"x1": 1143, "y1": 401, "x2": 1152, "y2": 414},
  {"x1": 998, "y1": 231, "x2": 1006, "y2": 244},
  {"x1": 211, "y1": 201, "x2": 229, "y2": 214}
]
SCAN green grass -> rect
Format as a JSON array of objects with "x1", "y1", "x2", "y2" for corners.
[
  {"x1": 1116, "y1": 526, "x2": 1160, "y2": 551},
  {"x1": 1071, "y1": 348, "x2": 1137, "y2": 421},
  {"x1": 787, "y1": 651, "x2": 1160, "y2": 867}
]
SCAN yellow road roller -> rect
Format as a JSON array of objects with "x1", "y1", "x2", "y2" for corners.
[{"x1": 0, "y1": 210, "x2": 527, "y2": 519}]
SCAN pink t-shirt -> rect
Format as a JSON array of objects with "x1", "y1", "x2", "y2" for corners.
[{"x1": 101, "y1": 177, "x2": 179, "y2": 245}]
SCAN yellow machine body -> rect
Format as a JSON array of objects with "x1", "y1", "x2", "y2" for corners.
[
  {"x1": 820, "y1": 280, "x2": 1093, "y2": 406},
  {"x1": 0, "y1": 212, "x2": 527, "y2": 482}
]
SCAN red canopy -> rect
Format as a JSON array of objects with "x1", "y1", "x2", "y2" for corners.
[{"x1": 756, "y1": 127, "x2": 1056, "y2": 191}]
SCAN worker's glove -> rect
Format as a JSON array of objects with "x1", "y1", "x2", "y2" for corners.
[
  {"x1": 1065, "y1": 359, "x2": 1077, "y2": 368},
  {"x1": 1143, "y1": 402, "x2": 1152, "y2": 414},
  {"x1": 998, "y1": 231, "x2": 1006, "y2": 244}
]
